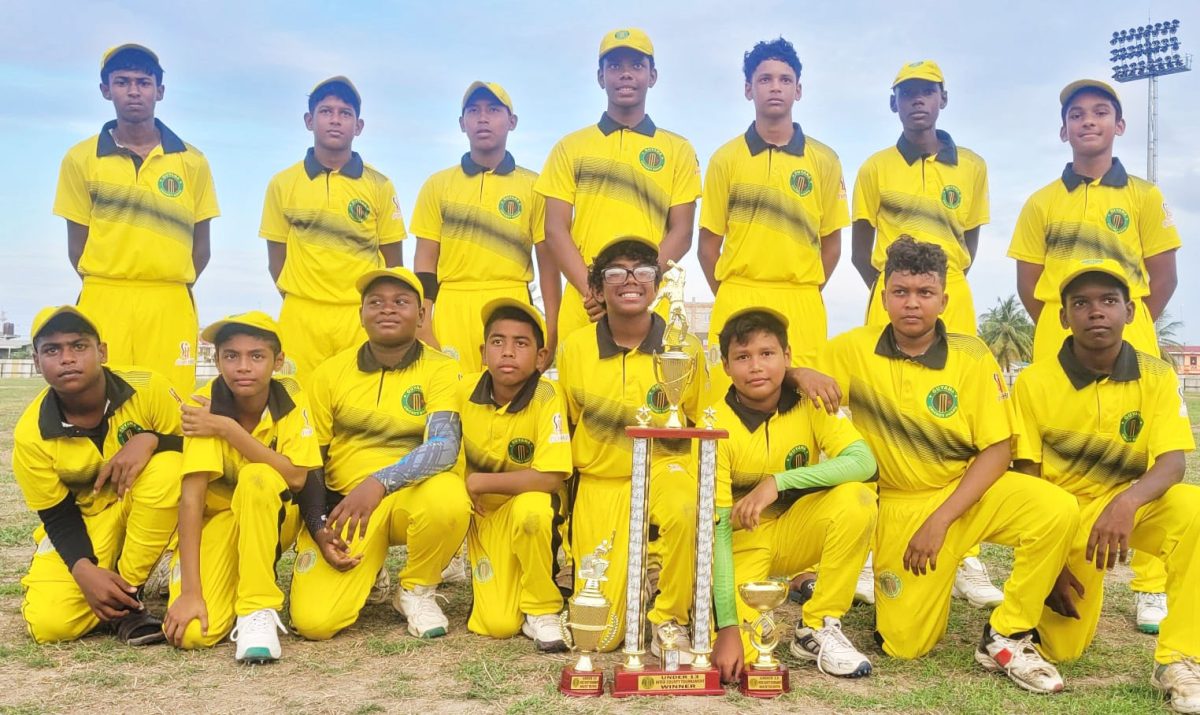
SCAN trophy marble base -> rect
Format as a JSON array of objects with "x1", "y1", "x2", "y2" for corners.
[
  {"x1": 611, "y1": 664, "x2": 724, "y2": 697},
  {"x1": 559, "y1": 666, "x2": 604, "y2": 697},
  {"x1": 738, "y1": 666, "x2": 790, "y2": 698}
]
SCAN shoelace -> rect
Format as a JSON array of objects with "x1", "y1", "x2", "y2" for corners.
[
  {"x1": 962, "y1": 562, "x2": 998, "y2": 590},
  {"x1": 406, "y1": 589, "x2": 449, "y2": 623},
  {"x1": 1171, "y1": 659, "x2": 1200, "y2": 687},
  {"x1": 1004, "y1": 635, "x2": 1058, "y2": 678},
  {"x1": 230, "y1": 610, "x2": 284, "y2": 642},
  {"x1": 528, "y1": 614, "x2": 561, "y2": 639},
  {"x1": 815, "y1": 621, "x2": 857, "y2": 676},
  {"x1": 1141, "y1": 592, "x2": 1168, "y2": 611}
]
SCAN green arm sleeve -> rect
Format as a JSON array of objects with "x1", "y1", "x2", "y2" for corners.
[
  {"x1": 773, "y1": 439, "x2": 876, "y2": 492},
  {"x1": 713, "y1": 506, "x2": 738, "y2": 630}
]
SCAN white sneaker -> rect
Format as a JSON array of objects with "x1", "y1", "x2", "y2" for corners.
[
  {"x1": 855, "y1": 555, "x2": 875, "y2": 605},
  {"x1": 649, "y1": 620, "x2": 694, "y2": 665},
  {"x1": 394, "y1": 584, "x2": 449, "y2": 638},
  {"x1": 1153, "y1": 660, "x2": 1200, "y2": 714},
  {"x1": 975, "y1": 626, "x2": 1064, "y2": 694},
  {"x1": 366, "y1": 567, "x2": 391, "y2": 605},
  {"x1": 790, "y1": 616, "x2": 872, "y2": 678},
  {"x1": 1136, "y1": 591, "x2": 1168, "y2": 635},
  {"x1": 144, "y1": 550, "x2": 173, "y2": 598},
  {"x1": 522, "y1": 613, "x2": 567, "y2": 653},
  {"x1": 230, "y1": 608, "x2": 286, "y2": 663},
  {"x1": 441, "y1": 548, "x2": 469, "y2": 584},
  {"x1": 953, "y1": 556, "x2": 1005, "y2": 608}
]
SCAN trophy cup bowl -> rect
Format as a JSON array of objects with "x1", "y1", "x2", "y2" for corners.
[
  {"x1": 559, "y1": 543, "x2": 618, "y2": 697},
  {"x1": 737, "y1": 580, "x2": 791, "y2": 698},
  {"x1": 653, "y1": 348, "x2": 697, "y2": 429}
]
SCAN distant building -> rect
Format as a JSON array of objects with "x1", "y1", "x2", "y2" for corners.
[
  {"x1": 1164, "y1": 345, "x2": 1200, "y2": 375},
  {"x1": 684, "y1": 301, "x2": 713, "y2": 347}
]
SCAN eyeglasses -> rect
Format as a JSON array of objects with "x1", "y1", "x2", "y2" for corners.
[{"x1": 602, "y1": 266, "x2": 658, "y2": 284}]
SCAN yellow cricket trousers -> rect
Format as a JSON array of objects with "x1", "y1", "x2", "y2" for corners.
[
  {"x1": 278, "y1": 295, "x2": 365, "y2": 380},
  {"x1": 434, "y1": 281, "x2": 530, "y2": 374},
  {"x1": 867, "y1": 269, "x2": 976, "y2": 336}
]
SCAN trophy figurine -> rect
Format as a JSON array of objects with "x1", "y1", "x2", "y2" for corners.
[
  {"x1": 649, "y1": 261, "x2": 697, "y2": 429},
  {"x1": 559, "y1": 539, "x2": 619, "y2": 697},
  {"x1": 737, "y1": 581, "x2": 791, "y2": 697}
]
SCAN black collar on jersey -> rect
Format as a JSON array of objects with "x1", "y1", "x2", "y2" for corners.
[
  {"x1": 1057, "y1": 337, "x2": 1140, "y2": 390},
  {"x1": 596, "y1": 313, "x2": 667, "y2": 359},
  {"x1": 38, "y1": 367, "x2": 135, "y2": 440},
  {"x1": 1060, "y1": 157, "x2": 1129, "y2": 192},
  {"x1": 744, "y1": 122, "x2": 806, "y2": 157},
  {"x1": 597, "y1": 112, "x2": 657, "y2": 137},
  {"x1": 461, "y1": 151, "x2": 516, "y2": 177},
  {"x1": 896, "y1": 129, "x2": 958, "y2": 166},
  {"x1": 874, "y1": 320, "x2": 949, "y2": 369},
  {"x1": 96, "y1": 118, "x2": 185, "y2": 157},
  {"x1": 208, "y1": 376, "x2": 297, "y2": 422},
  {"x1": 357, "y1": 340, "x2": 423, "y2": 372},
  {"x1": 304, "y1": 147, "x2": 365, "y2": 180},
  {"x1": 468, "y1": 369, "x2": 542, "y2": 413},
  {"x1": 724, "y1": 384, "x2": 802, "y2": 432}
]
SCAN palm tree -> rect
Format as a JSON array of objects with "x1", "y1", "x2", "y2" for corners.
[
  {"x1": 978, "y1": 296, "x2": 1034, "y2": 372},
  {"x1": 1155, "y1": 312, "x2": 1184, "y2": 366}
]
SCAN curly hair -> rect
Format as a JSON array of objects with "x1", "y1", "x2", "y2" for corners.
[
  {"x1": 587, "y1": 239, "x2": 660, "y2": 296},
  {"x1": 718, "y1": 310, "x2": 788, "y2": 361},
  {"x1": 743, "y1": 37, "x2": 802, "y2": 83},
  {"x1": 883, "y1": 236, "x2": 947, "y2": 284}
]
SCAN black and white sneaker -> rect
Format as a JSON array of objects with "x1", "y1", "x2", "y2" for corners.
[{"x1": 790, "y1": 616, "x2": 872, "y2": 678}]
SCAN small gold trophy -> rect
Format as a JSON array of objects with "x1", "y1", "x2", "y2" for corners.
[
  {"x1": 650, "y1": 261, "x2": 698, "y2": 429},
  {"x1": 737, "y1": 581, "x2": 791, "y2": 697},
  {"x1": 559, "y1": 539, "x2": 619, "y2": 696}
]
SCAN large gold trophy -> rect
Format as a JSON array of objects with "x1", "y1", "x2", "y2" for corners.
[
  {"x1": 559, "y1": 539, "x2": 620, "y2": 697},
  {"x1": 651, "y1": 261, "x2": 697, "y2": 429},
  {"x1": 737, "y1": 581, "x2": 791, "y2": 697}
]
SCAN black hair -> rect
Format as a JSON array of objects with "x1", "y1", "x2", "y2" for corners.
[
  {"x1": 213, "y1": 324, "x2": 282, "y2": 355},
  {"x1": 101, "y1": 48, "x2": 163, "y2": 85},
  {"x1": 484, "y1": 306, "x2": 544, "y2": 348},
  {"x1": 1062, "y1": 88, "x2": 1123, "y2": 123},
  {"x1": 587, "y1": 239, "x2": 661, "y2": 296},
  {"x1": 719, "y1": 310, "x2": 789, "y2": 361},
  {"x1": 883, "y1": 235, "x2": 948, "y2": 284},
  {"x1": 34, "y1": 314, "x2": 99, "y2": 349},
  {"x1": 599, "y1": 48, "x2": 655, "y2": 71},
  {"x1": 1060, "y1": 271, "x2": 1131, "y2": 305},
  {"x1": 309, "y1": 82, "x2": 360, "y2": 116},
  {"x1": 742, "y1": 37, "x2": 802, "y2": 83}
]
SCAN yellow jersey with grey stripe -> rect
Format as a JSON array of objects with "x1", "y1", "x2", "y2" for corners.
[
  {"x1": 1007, "y1": 158, "x2": 1180, "y2": 303},
  {"x1": 1013, "y1": 339, "x2": 1194, "y2": 501},
  {"x1": 182, "y1": 376, "x2": 322, "y2": 511},
  {"x1": 53, "y1": 120, "x2": 220, "y2": 283},
  {"x1": 307, "y1": 341, "x2": 461, "y2": 495},
  {"x1": 819, "y1": 322, "x2": 1014, "y2": 493},
  {"x1": 12, "y1": 367, "x2": 183, "y2": 517},
  {"x1": 410, "y1": 152, "x2": 545, "y2": 284},
  {"x1": 459, "y1": 371, "x2": 572, "y2": 480},
  {"x1": 852, "y1": 130, "x2": 988, "y2": 274},
  {"x1": 701, "y1": 123, "x2": 849, "y2": 285},
  {"x1": 260, "y1": 149, "x2": 406, "y2": 305},
  {"x1": 534, "y1": 113, "x2": 701, "y2": 261},
  {"x1": 558, "y1": 314, "x2": 708, "y2": 479}
]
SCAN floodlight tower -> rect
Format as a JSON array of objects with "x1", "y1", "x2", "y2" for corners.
[{"x1": 1109, "y1": 19, "x2": 1191, "y2": 183}]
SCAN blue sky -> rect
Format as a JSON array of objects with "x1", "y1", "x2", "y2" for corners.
[{"x1": 2, "y1": 0, "x2": 1198, "y2": 341}]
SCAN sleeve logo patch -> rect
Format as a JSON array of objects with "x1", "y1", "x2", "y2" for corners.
[
  {"x1": 926, "y1": 385, "x2": 959, "y2": 418},
  {"x1": 789, "y1": 169, "x2": 813, "y2": 197},
  {"x1": 549, "y1": 413, "x2": 570, "y2": 443}
]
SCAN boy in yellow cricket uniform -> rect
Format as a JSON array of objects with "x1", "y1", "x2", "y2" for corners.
[
  {"x1": 162, "y1": 312, "x2": 321, "y2": 662},
  {"x1": 557, "y1": 236, "x2": 708, "y2": 659},
  {"x1": 460, "y1": 299, "x2": 570, "y2": 650},
  {"x1": 412, "y1": 82, "x2": 558, "y2": 371},
  {"x1": 821, "y1": 238, "x2": 1079, "y2": 694},
  {"x1": 1011, "y1": 260, "x2": 1199, "y2": 714},
  {"x1": 707, "y1": 308, "x2": 876, "y2": 683},
  {"x1": 14, "y1": 306, "x2": 182, "y2": 645},
  {"x1": 289, "y1": 267, "x2": 471, "y2": 640},
  {"x1": 54, "y1": 45, "x2": 219, "y2": 396},
  {"x1": 536, "y1": 28, "x2": 701, "y2": 344},
  {"x1": 261, "y1": 76, "x2": 406, "y2": 379}
]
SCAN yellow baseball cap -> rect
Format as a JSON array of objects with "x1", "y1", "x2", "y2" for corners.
[
  {"x1": 311, "y1": 75, "x2": 362, "y2": 109},
  {"x1": 200, "y1": 311, "x2": 281, "y2": 344},
  {"x1": 1059, "y1": 79, "x2": 1121, "y2": 112},
  {"x1": 481, "y1": 298, "x2": 547, "y2": 344},
  {"x1": 724, "y1": 306, "x2": 790, "y2": 329},
  {"x1": 100, "y1": 43, "x2": 160, "y2": 72},
  {"x1": 599, "y1": 28, "x2": 654, "y2": 59},
  {"x1": 31, "y1": 305, "x2": 100, "y2": 342},
  {"x1": 462, "y1": 81, "x2": 514, "y2": 114},
  {"x1": 356, "y1": 266, "x2": 425, "y2": 303},
  {"x1": 1058, "y1": 258, "x2": 1130, "y2": 295},
  {"x1": 590, "y1": 235, "x2": 659, "y2": 263},
  {"x1": 892, "y1": 60, "x2": 944, "y2": 88}
]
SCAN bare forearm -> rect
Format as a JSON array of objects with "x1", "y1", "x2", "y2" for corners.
[
  {"x1": 1144, "y1": 251, "x2": 1178, "y2": 321},
  {"x1": 178, "y1": 475, "x2": 207, "y2": 596},
  {"x1": 850, "y1": 220, "x2": 878, "y2": 288},
  {"x1": 470, "y1": 469, "x2": 566, "y2": 496},
  {"x1": 67, "y1": 221, "x2": 88, "y2": 275},
  {"x1": 820, "y1": 230, "x2": 842, "y2": 287},
  {"x1": 191, "y1": 221, "x2": 211, "y2": 281},
  {"x1": 545, "y1": 199, "x2": 588, "y2": 294},
  {"x1": 659, "y1": 202, "x2": 696, "y2": 268},
  {"x1": 380, "y1": 242, "x2": 403, "y2": 268},
  {"x1": 535, "y1": 242, "x2": 562, "y2": 331},
  {"x1": 1016, "y1": 261, "x2": 1044, "y2": 322},
  {"x1": 963, "y1": 227, "x2": 980, "y2": 273},
  {"x1": 697, "y1": 229, "x2": 722, "y2": 295},
  {"x1": 267, "y1": 242, "x2": 286, "y2": 285},
  {"x1": 929, "y1": 440, "x2": 1011, "y2": 526},
  {"x1": 220, "y1": 422, "x2": 307, "y2": 490},
  {"x1": 1118, "y1": 451, "x2": 1185, "y2": 511}
]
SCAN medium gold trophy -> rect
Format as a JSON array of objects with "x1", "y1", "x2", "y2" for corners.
[
  {"x1": 559, "y1": 539, "x2": 619, "y2": 696},
  {"x1": 650, "y1": 261, "x2": 697, "y2": 429},
  {"x1": 737, "y1": 581, "x2": 791, "y2": 697}
]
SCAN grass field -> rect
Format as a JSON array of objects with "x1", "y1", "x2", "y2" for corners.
[{"x1": 0, "y1": 379, "x2": 1197, "y2": 715}]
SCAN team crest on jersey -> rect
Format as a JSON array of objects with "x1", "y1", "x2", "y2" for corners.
[
  {"x1": 1105, "y1": 208, "x2": 1130, "y2": 234},
  {"x1": 474, "y1": 558, "x2": 494, "y2": 583},
  {"x1": 789, "y1": 170, "x2": 813, "y2": 197},
  {"x1": 926, "y1": 385, "x2": 959, "y2": 418},
  {"x1": 1119, "y1": 411, "x2": 1144, "y2": 443},
  {"x1": 294, "y1": 549, "x2": 317, "y2": 574},
  {"x1": 639, "y1": 147, "x2": 665, "y2": 172},
  {"x1": 498, "y1": 195, "x2": 523, "y2": 219},
  {"x1": 157, "y1": 172, "x2": 184, "y2": 197},
  {"x1": 941, "y1": 185, "x2": 962, "y2": 209},
  {"x1": 646, "y1": 384, "x2": 670, "y2": 414},
  {"x1": 348, "y1": 198, "x2": 371, "y2": 223},
  {"x1": 507, "y1": 437, "x2": 535, "y2": 464},
  {"x1": 785, "y1": 445, "x2": 810, "y2": 470},
  {"x1": 116, "y1": 421, "x2": 145, "y2": 446},
  {"x1": 402, "y1": 385, "x2": 427, "y2": 416},
  {"x1": 878, "y1": 570, "x2": 902, "y2": 598}
]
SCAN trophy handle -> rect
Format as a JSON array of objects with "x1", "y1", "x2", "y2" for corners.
[
  {"x1": 560, "y1": 610, "x2": 576, "y2": 650},
  {"x1": 741, "y1": 614, "x2": 776, "y2": 654},
  {"x1": 598, "y1": 608, "x2": 622, "y2": 651}
]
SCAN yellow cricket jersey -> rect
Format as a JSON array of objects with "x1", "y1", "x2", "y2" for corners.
[
  {"x1": 701, "y1": 123, "x2": 849, "y2": 285},
  {"x1": 852, "y1": 130, "x2": 988, "y2": 274},
  {"x1": 712, "y1": 387, "x2": 862, "y2": 517},
  {"x1": 1007, "y1": 159, "x2": 1180, "y2": 303},
  {"x1": 12, "y1": 367, "x2": 183, "y2": 516},
  {"x1": 53, "y1": 120, "x2": 220, "y2": 284},
  {"x1": 307, "y1": 341, "x2": 461, "y2": 494},
  {"x1": 820, "y1": 322, "x2": 1015, "y2": 493},
  {"x1": 558, "y1": 314, "x2": 708, "y2": 479},
  {"x1": 459, "y1": 370, "x2": 572, "y2": 479},
  {"x1": 181, "y1": 376, "x2": 322, "y2": 511},
  {"x1": 410, "y1": 153, "x2": 545, "y2": 284},
  {"x1": 1013, "y1": 339, "x2": 1194, "y2": 501},
  {"x1": 534, "y1": 114, "x2": 701, "y2": 262},
  {"x1": 260, "y1": 150, "x2": 407, "y2": 304}
]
